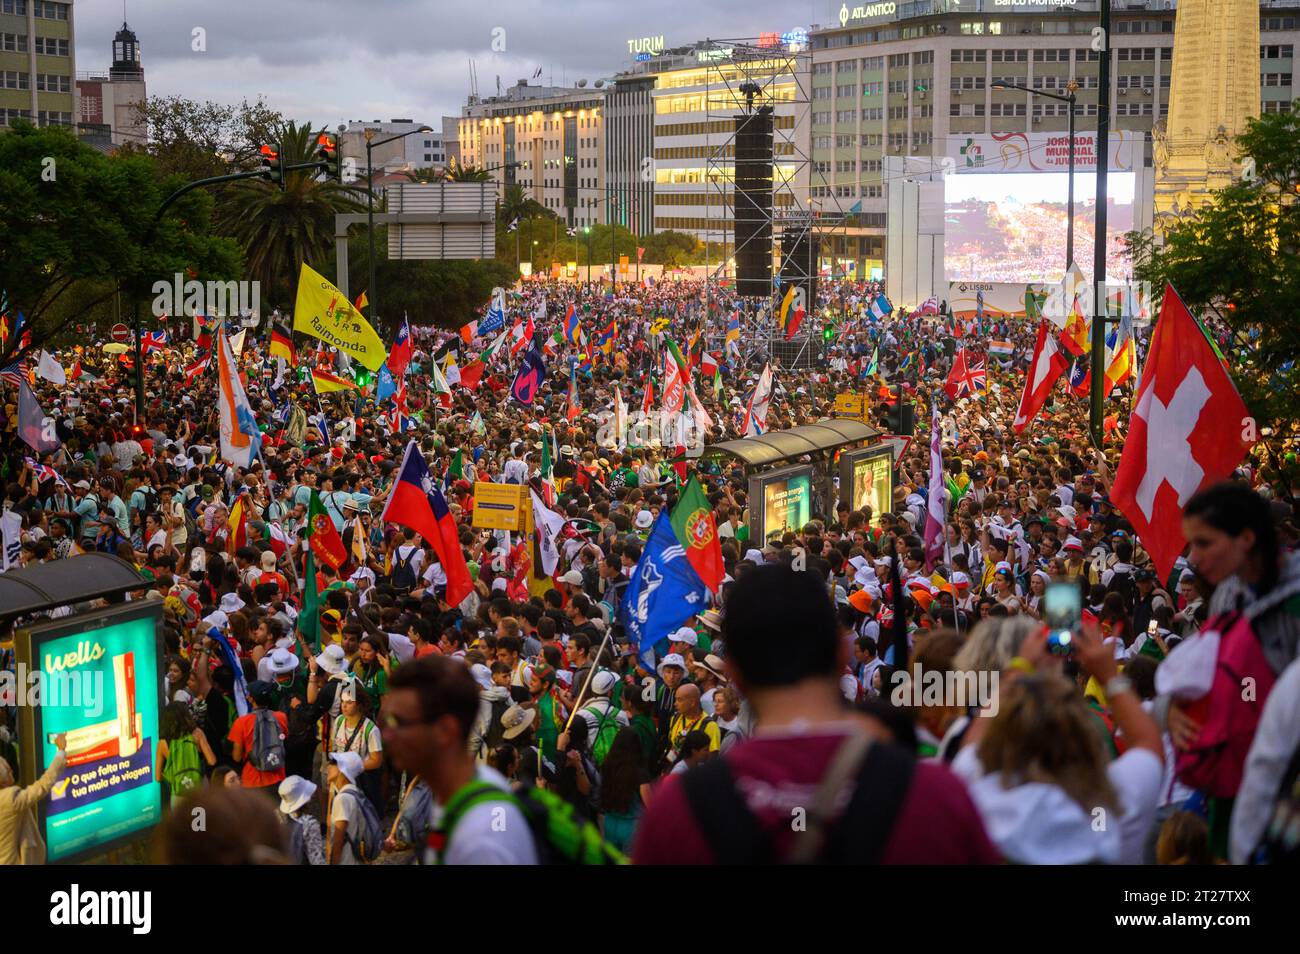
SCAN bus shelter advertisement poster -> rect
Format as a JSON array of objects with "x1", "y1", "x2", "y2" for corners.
[
  {"x1": 25, "y1": 605, "x2": 163, "y2": 862},
  {"x1": 760, "y1": 470, "x2": 811, "y2": 542},
  {"x1": 845, "y1": 449, "x2": 894, "y2": 529}
]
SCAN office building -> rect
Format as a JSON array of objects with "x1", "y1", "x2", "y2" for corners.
[{"x1": 0, "y1": 0, "x2": 76, "y2": 131}]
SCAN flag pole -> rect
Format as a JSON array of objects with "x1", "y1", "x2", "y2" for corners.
[{"x1": 562, "y1": 626, "x2": 615, "y2": 733}]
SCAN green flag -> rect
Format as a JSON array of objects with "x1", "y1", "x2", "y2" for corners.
[
  {"x1": 669, "y1": 476, "x2": 724, "y2": 593},
  {"x1": 540, "y1": 428, "x2": 553, "y2": 481},
  {"x1": 298, "y1": 549, "x2": 321, "y2": 650},
  {"x1": 449, "y1": 449, "x2": 463, "y2": 481}
]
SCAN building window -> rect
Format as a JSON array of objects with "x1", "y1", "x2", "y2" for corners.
[
  {"x1": 813, "y1": 62, "x2": 833, "y2": 75},
  {"x1": 888, "y1": 133, "x2": 907, "y2": 149},
  {"x1": 862, "y1": 159, "x2": 882, "y2": 172},
  {"x1": 1, "y1": 70, "x2": 29, "y2": 90},
  {"x1": 951, "y1": 103, "x2": 986, "y2": 117},
  {"x1": 0, "y1": 107, "x2": 32, "y2": 126},
  {"x1": 862, "y1": 107, "x2": 883, "y2": 120},
  {"x1": 1263, "y1": 100, "x2": 1293, "y2": 113},
  {"x1": 913, "y1": 51, "x2": 933, "y2": 65},
  {"x1": 861, "y1": 56, "x2": 883, "y2": 70},
  {"x1": 1116, "y1": 47, "x2": 1157, "y2": 61},
  {"x1": 863, "y1": 81, "x2": 882, "y2": 95},
  {"x1": 914, "y1": 105, "x2": 932, "y2": 118},
  {"x1": 1033, "y1": 103, "x2": 1069, "y2": 117},
  {"x1": 991, "y1": 49, "x2": 1028, "y2": 62},
  {"x1": 951, "y1": 75, "x2": 986, "y2": 91},
  {"x1": 32, "y1": 1, "x2": 68, "y2": 19},
  {"x1": 813, "y1": 111, "x2": 831, "y2": 124},
  {"x1": 862, "y1": 133, "x2": 882, "y2": 146},
  {"x1": 2, "y1": 0, "x2": 26, "y2": 12},
  {"x1": 912, "y1": 132, "x2": 932, "y2": 148},
  {"x1": 33, "y1": 36, "x2": 69, "y2": 56},
  {"x1": 0, "y1": 33, "x2": 28, "y2": 53},
  {"x1": 887, "y1": 79, "x2": 907, "y2": 94},
  {"x1": 837, "y1": 109, "x2": 857, "y2": 122},
  {"x1": 1262, "y1": 73, "x2": 1293, "y2": 86},
  {"x1": 1261, "y1": 44, "x2": 1295, "y2": 59},
  {"x1": 835, "y1": 134, "x2": 856, "y2": 147},
  {"x1": 1032, "y1": 48, "x2": 1070, "y2": 62},
  {"x1": 951, "y1": 49, "x2": 986, "y2": 63},
  {"x1": 864, "y1": 185, "x2": 882, "y2": 198},
  {"x1": 836, "y1": 84, "x2": 856, "y2": 97},
  {"x1": 1262, "y1": 16, "x2": 1299, "y2": 31},
  {"x1": 813, "y1": 87, "x2": 833, "y2": 99},
  {"x1": 814, "y1": 135, "x2": 833, "y2": 149},
  {"x1": 836, "y1": 59, "x2": 856, "y2": 73},
  {"x1": 888, "y1": 54, "x2": 908, "y2": 68},
  {"x1": 990, "y1": 103, "x2": 1026, "y2": 117},
  {"x1": 888, "y1": 106, "x2": 908, "y2": 119},
  {"x1": 37, "y1": 110, "x2": 72, "y2": 127}
]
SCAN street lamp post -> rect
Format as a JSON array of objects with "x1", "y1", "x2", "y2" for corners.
[
  {"x1": 991, "y1": 81, "x2": 1078, "y2": 270},
  {"x1": 1089, "y1": 0, "x2": 1113, "y2": 448},
  {"x1": 365, "y1": 125, "x2": 432, "y2": 334},
  {"x1": 584, "y1": 227, "x2": 591, "y2": 284}
]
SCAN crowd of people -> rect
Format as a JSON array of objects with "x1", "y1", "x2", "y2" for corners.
[{"x1": 1, "y1": 275, "x2": 1297, "y2": 867}]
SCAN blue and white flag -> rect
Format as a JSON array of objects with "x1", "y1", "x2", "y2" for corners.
[
  {"x1": 869, "y1": 294, "x2": 893, "y2": 320},
  {"x1": 376, "y1": 362, "x2": 397, "y2": 403},
  {"x1": 479, "y1": 287, "x2": 507, "y2": 336},
  {"x1": 619, "y1": 512, "x2": 710, "y2": 671}
]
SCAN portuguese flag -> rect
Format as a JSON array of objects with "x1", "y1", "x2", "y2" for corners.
[
  {"x1": 305, "y1": 490, "x2": 347, "y2": 570},
  {"x1": 670, "y1": 476, "x2": 723, "y2": 594}
]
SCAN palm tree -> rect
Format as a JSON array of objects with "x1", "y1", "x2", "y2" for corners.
[
  {"x1": 216, "y1": 120, "x2": 367, "y2": 302},
  {"x1": 441, "y1": 158, "x2": 492, "y2": 182}
]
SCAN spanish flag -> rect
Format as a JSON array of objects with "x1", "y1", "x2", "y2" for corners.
[
  {"x1": 269, "y1": 326, "x2": 295, "y2": 364},
  {"x1": 311, "y1": 367, "x2": 357, "y2": 393},
  {"x1": 227, "y1": 493, "x2": 250, "y2": 555},
  {"x1": 354, "y1": 291, "x2": 368, "y2": 312}
]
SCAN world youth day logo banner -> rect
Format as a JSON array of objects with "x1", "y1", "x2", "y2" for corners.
[{"x1": 293, "y1": 263, "x2": 388, "y2": 371}]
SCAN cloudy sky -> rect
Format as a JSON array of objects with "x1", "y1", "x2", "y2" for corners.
[{"x1": 78, "y1": 0, "x2": 836, "y2": 135}]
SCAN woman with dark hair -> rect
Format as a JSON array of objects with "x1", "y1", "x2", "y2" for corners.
[
  {"x1": 597, "y1": 728, "x2": 653, "y2": 852},
  {"x1": 351, "y1": 635, "x2": 390, "y2": 705},
  {"x1": 1169, "y1": 483, "x2": 1300, "y2": 862},
  {"x1": 157, "y1": 701, "x2": 217, "y2": 804}
]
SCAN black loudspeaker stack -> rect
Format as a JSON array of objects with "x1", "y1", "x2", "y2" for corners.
[{"x1": 733, "y1": 109, "x2": 774, "y2": 298}]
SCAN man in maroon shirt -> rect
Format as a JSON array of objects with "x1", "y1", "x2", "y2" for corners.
[{"x1": 632, "y1": 563, "x2": 1002, "y2": 865}]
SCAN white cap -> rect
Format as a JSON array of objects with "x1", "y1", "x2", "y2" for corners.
[
  {"x1": 560, "y1": 570, "x2": 584, "y2": 586},
  {"x1": 656, "y1": 653, "x2": 687, "y2": 677},
  {"x1": 470, "y1": 663, "x2": 494, "y2": 690},
  {"x1": 329, "y1": 751, "x2": 364, "y2": 784},
  {"x1": 590, "y1": 670, "x2": 618, "y2": 696},
  {"x1": 634, "y1": 510, "x2": 654, "y2": 530},
  {"x1": 670, "y1": 626, "x2": 698, "y2": 647}
]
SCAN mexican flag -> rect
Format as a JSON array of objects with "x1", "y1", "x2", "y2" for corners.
[{"x1": 670, "y1": 476, "x2": 724, "y2": 594}]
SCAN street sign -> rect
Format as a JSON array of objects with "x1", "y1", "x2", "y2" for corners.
[
  {"x1": 833, "y1": 392, "x2": 871, "y2": 422},
  {"x1": 471, "y1": 482, "x2": 528, "y2": 531},
  {"x1": 110, "y1": 324, "x2": 131, "y2": 344}
]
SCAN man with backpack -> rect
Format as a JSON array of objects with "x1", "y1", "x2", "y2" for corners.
[
  {"x1": 632, "y1": 563, "x2": 1002, "y2": 865},
  {"x1": 389, "y1": 529, "x2": 424, "y2": 593},
  {"x1": 577, "y1": 670, "x2": 629, "y2": 767},
  {"x1": 227, "y1": 681, "x2": 290, "y2": 800},
  {"x1": 383, "y1": 656, "x2": 538, "y2": 864}
]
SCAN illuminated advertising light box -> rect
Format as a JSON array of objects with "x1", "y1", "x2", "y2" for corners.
[
  {"x1": 839, "y1": 446, "x2": 895, "y2": 529},
  {"x1": 749, "y1": 464, "x2": 813, "y2": 544},
  {"x1": 16, "y1": 601, "x2": 164, "y2": 863}
]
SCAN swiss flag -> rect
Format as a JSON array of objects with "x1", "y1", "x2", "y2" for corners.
[
  {"x1": 1013, "y1": 320, "x2": 1070, "y2": 433},
  {"x1": 1111, "y1": 284, "x2": 1255, "y2": 579}
]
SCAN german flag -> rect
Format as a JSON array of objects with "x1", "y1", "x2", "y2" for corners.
[
  {"x1": 311, "y1": 367, "x2": 356, "y2": 393},
  {"x1": 269, "y1": 325, "x2": 296, "y2": 364}
]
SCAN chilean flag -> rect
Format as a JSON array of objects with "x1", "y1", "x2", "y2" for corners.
[
  {"x1": 388, "y1": 316, "x2": 414, "y2": 378},
  {"x1": 380, "y1": 441, "x2": 474, "y2": 608}
]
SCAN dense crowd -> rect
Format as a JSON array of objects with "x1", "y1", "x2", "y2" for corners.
[{"x1": 1, "y1": 276, "x2": 1297, "y2": 867}]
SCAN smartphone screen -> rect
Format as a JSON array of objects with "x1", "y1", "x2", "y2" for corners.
[{"x1": 1044, "y1": 581, "x2": 1082, "y2": 655}]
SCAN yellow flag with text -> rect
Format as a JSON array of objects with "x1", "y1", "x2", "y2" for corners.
[{"x1": 293, "y1": 263, "x2": 388, "y2": 371}]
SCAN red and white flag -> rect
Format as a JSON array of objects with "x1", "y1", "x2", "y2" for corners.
[
  {"x1": 943, "y1": 348, "x2": 986, "y2": 400},
  {"x1": 922, "y1": 401, "x2": 945, "y2": 569},
  {"x1": 1110, "y1": 284, "x2": 1256, "y2": 579},
  {"x1": 509, "y1": 315, "x2": 534, "y2": 356},
  {"x1": 1013, "y1": 320, "x2": 1070, "y2": 433}
]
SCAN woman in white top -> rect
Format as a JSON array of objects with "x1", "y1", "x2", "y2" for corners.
[{"x1": 951, "y1": 622, "x2": 1164, "y2": 864}]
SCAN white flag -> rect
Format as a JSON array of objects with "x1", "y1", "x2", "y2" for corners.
[
  {"x1": 530, "y1": 490, "x2": 566, "y2": 577},
  {"x1": 36, "y1": 351, "x2": 66, "y2": 385},
  {"x1": 1, "y1": 510, "x2": 22, "y2": 572}
]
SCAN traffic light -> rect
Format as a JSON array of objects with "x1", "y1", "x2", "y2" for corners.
[
  {"x1": 260, "y1": 143, "x2": 285, "y2": 191},
  {"x1": 822, "y1": 324, "x2": 835, "y2": 342},
  {"x1": 316, "y1": 132, "x2": 342, "y2": 181},
  {"x1": 884, "y1": 384, "x2": 915, "y2": 436}
]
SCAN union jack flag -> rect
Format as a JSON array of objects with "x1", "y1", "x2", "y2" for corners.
[
  {"x1": 24, "y1": 457, "x2": 67, "y2": 488},
  {"x1": 943, "y1": 348, "x2": 986, "y2": 400},
  {"x1": 141, "y1": 330, "x2": 170, "y2": 353}
]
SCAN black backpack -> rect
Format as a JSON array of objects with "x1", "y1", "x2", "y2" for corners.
[
  {"x1": 678, "y1": 734, "x2": 915, "y2": 864},
  {"x1": 1108, "y1": 568, "x2": 1138, "y2": 613},
  {"x1": 136, "y1": 486, "x2": 159, "y2": 525},
  {"x1": 391, "y1": 546, "x2": 418, "y2": 591},
  {"x1": 250, "y1": 709, "x2": 286, "y2": 773}
]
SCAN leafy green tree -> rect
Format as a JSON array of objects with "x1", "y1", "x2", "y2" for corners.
[
  {"x1": 123, "y1": 95, "x2": 284, "y2": 181},
  {"x1": 0, "y1": 123, "x2": 240, "y2": 367},
  {"x1": 216, "y1": 120, "x2": 367, "y2": 305},
  {"x1": 1128, "y1": 103, "x2": 1300, "y2": 499}
]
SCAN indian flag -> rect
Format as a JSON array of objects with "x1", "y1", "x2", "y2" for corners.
[{"x1": 988, "y1": 340, "x2": 1014, "y2": 357}]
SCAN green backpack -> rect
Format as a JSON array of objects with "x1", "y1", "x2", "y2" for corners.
[
  {"x1": 164, "y1": 736, "x2": 203, "y2": 797},
  {"x1": 436, "y1": 781, "x2": 626, "y2": 865},
  {"x1": 584, "y1": 704, "x2": 620, "y2": 767}
]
